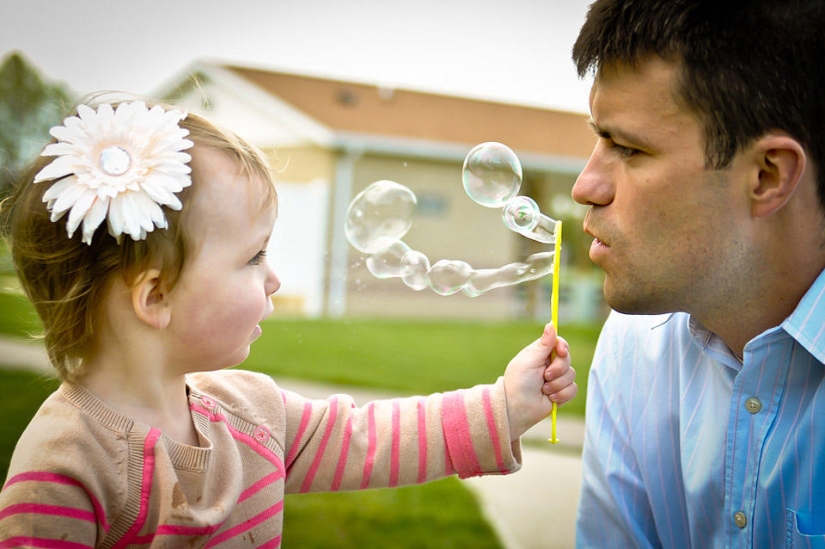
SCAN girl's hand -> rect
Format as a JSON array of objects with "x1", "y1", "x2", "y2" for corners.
[{"x1": 503, "y1": 323, "x2": 577, "y2": 441}]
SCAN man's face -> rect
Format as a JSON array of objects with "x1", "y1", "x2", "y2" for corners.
[{"x1": 571, "y1": 56, "x2": 752, "y2": 315}]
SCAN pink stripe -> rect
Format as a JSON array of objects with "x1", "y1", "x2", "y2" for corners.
[
  {"x1": 416, "y1": 398, "x2": 428, "y2": 484},
  {"x1": 360, "y1": 403, "x2": 377, "y2": 489},
  {"x1": 481, "y1": 388, "x2": 507, "y2": 473},
  {"x1": 389, "y1": 400, "x2": 401, "y2": 487},
  {"x1": 256, "y1": 536, "x2": 282, "y2": 549},
  {"x1": 239, "y1": 471, "x2": 280, "y2": 503},
  {"x1": 0, "y1": 503, "x2": 95, "y2": 523},
  {"x1": 4, "y1": 472, "x2": 108, "y2": 531},
  {"x1": 111, "y1": 428, "x2": 161, "y2": 549},
  {"x1": 0, "y1": 538, "x2": 91, "y2": 549},
  {"x1": 331, "y1": 415, "x2": 354, "y2": 491},
  {"x1": 156, "y1": 523, "x2": 221, "y2": 536},
  {"x1": 284, "y1": 401, "x2": 313, "y2": 470},
  {"x1": 300, "y1": 396, "x2": 340, "y2": 492},
  {"x1": 204, "y1": 501, "x2": 283, "y2": 548},
  {"x1": 442, "y1": 390, "x2": 481, "y2": 476},
  {"x1": 444, "y1": 433, "x2": 454, "y2": 477}
]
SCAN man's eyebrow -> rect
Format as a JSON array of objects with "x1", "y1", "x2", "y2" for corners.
[{"x1": 587, "y1": 119, "x2": 652, "y2": 149}]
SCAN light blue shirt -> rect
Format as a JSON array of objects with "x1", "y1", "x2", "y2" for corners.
[{"x1": 576, "y1": 269, "x2": 825, "y2": 548}]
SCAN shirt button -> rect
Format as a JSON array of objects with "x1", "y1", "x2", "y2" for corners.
[
  {"x1": 744, "y1": 397, "x2": 762, "y2": 414},
  {"x1": 734, "y1": 511, "x2": 747, "y2": 529}
]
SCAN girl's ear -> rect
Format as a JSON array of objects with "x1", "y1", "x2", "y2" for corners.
[
  {"x1": 131, "y1": 269, "x2": 171, "y2": 330},
  {"x1": 749, "y1": 134, "x2": 807, "y2": 218}
]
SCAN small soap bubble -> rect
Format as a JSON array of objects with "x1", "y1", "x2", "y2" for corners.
[
  {"x1": 345, "y1": 180, "x2": 417, "y2": 253},
  {"x1": 502, "y1": 196, "x2": 557, "y2": 244},
  {"x1": 428, "y1": 260, "x2": 475, "y2": 296},
  {"x1": 523, "y1": 251, "x2": 555, "y2": 276},
  {"x1": 502, "y1": 196, "x2": 539, "y2": 231},
  {"x1": 462, "y1": 142, "x2": 523, "y2": 208},
  {"x1": 401, "y1": 250, "x2": 430, "y2": 291},
  {"x1": 365, "y1": 238, "x2": 411, "y2": 279},
  {"x1": 465, "y1": 265, "x2": 527, "y2": 297},
  {"x1": 464, "y1": 251, "x2": 555, "y2": 297}
]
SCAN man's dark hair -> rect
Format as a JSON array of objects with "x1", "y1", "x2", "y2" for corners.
[{"x1": 573, "y1": 0, "x2": 825, "y2": 209}]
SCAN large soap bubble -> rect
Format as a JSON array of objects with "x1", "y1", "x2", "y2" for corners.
[
  {"x1": 345, "y1": 143, "x2": 560, "y2": 296},
  {"x1": 345, "y1": 180, "x2": 417, "y2": 253},
  {"x1": 462, "y1": 142, "x2": 523, "y2": 208}
]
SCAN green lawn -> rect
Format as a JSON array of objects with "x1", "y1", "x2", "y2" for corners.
[
  {"x1": 247, "y1": 316, "x2": 596, "y2": 418},
  {"x1": 0, "y1": 288, "x2": 599, "y2": 547},
  {"x1": 0, "y1": 287, "x2": 41, "y2": 339},
  {"x1": 0, "y1": 290, "x2": 597, "y2": 414}
]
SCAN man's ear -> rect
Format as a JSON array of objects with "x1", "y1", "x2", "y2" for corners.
[
  {"x1": 749, "y1": 134, "x2": 807, "y2": 218},
  {"x1": 131, "y1": 269, "x2": 171, "y2": 330}
]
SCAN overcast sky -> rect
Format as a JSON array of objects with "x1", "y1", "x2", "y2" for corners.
[{"x1": 2, "y1": 0, "x2": 594, "y2": 114}]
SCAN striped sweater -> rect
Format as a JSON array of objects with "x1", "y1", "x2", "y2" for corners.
[{"x1": 0, "y1": 369, "x2": 521, "y2": 548}]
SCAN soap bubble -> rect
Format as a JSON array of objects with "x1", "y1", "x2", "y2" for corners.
[
  {"x1": 463, "y1": 252, "x2": 556, "y2": 297},
  {"x1": 344, "y1": 142, "x2": 559, "y2": 298},
  {"x1": 462, "y1": 142, "x2": 523, "y2": 208},
  {"x1": 400, "y1": 250, "x2": 430, "y2": 291},
  {"x1": 365, "y1": 238, "x2": 412, "y2": 278},
  {"x1": 502, "y1": 196, "x2": 557, "y2": 244},
  {"x1": 345, "y1": 180, "x2": 417, "y2": 253},
  {"x1": 428, "y1": 260, "x2": 475, "y2": 296}
]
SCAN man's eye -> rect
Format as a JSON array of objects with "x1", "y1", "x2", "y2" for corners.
[{"x1": 613, "y1": 144, "x2": 638, "y2": 158}]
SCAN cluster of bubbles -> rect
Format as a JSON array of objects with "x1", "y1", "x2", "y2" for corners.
[{"x1": 344, "y1": 142, "x2": 559, "y2": 297}]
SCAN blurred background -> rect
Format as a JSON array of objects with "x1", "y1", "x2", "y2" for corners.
[
  {"x1": 0, "y1": 2, "x2": 604, "y2": 547},
  {"x1": 0, "y1": 0, "x2": 605, "y2": 324}
]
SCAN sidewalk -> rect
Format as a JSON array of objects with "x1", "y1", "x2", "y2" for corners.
[{"x1": 0, "y1": 337, "x2": 583, "y2": 549}]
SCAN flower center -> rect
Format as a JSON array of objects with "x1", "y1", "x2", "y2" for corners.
[{"x1": 99, "y1": 146, "x2": 131, "y2": 176}]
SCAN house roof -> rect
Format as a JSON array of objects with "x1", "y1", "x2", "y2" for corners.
[{"x1": 224, "y1": 64, "x2": 595, "y2": 163}]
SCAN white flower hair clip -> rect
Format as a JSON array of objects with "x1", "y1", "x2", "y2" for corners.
[{"x1": 33, "y1": 101, "x2": 194, "y2": 245}]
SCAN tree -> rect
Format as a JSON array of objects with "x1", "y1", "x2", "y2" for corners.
[{"x1": 0, "y1": 51, "x2": 73, "y2": 198}]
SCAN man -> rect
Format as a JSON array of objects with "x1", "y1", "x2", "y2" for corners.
[{"x1": 570, "y1": 0, "x2": 825, "y2": 547}]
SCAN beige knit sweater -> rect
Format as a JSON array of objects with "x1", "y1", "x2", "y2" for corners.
[{"x1": 0, "y1": 369, "x2": 521, "y2": 547}]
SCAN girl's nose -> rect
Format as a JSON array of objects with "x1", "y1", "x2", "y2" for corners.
[{"x1": 265, "y1": 265, "x2": 281, "y2": 296}]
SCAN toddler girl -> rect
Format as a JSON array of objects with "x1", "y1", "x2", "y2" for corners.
[{"x1": 0, "y1": 98, "x2": 576, "y2": 547}]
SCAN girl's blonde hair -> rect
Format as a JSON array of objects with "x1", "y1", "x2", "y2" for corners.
[{"x1": 0, "y1": 100, "x2": 277, "y2": 382}]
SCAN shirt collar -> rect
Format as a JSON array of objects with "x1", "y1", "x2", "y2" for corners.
[
  {"x1": 687, "y1": 314, "x2": 743, "y2": 371},
  {"x1": 685, "y1": 268, "x2": 825, "y2": 366},
  {"x1": 781, "y1": 267, "x2": 825, "y2": 364}
]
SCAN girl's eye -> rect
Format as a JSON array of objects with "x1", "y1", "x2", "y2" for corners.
[{"x1": 249, "y1": 250, "x2": 267, "y2": 266}]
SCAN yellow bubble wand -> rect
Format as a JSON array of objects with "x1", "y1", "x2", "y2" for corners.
[{"x1": 548, "y1": 219, "x2": 562, "y2": 444}]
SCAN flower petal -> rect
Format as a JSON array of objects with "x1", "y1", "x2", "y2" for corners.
[
  {"x1": 34, "y1": 155, "x2": 79, "y2": 183},
  {"x1": 65, "y1": 190, "x2": 98, "y2": 237},
  {"x1": 42, "y1": 176, "x2": 77, "y2": 204},
  {"x1": 81, "y1": 196, "x2": 109, "y2": 244},
  {"x1": 50, "y1": 180, "x2": 92, "y2": 217}
]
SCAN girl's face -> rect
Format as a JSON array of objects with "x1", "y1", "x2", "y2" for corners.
[{"x1": 164, "y1": 147, "x2": 280, "y2": 373}]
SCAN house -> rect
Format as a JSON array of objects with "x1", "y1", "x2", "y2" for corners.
[{"x1": 154, "y1": 60, "x2": 604, "y2": 322}]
